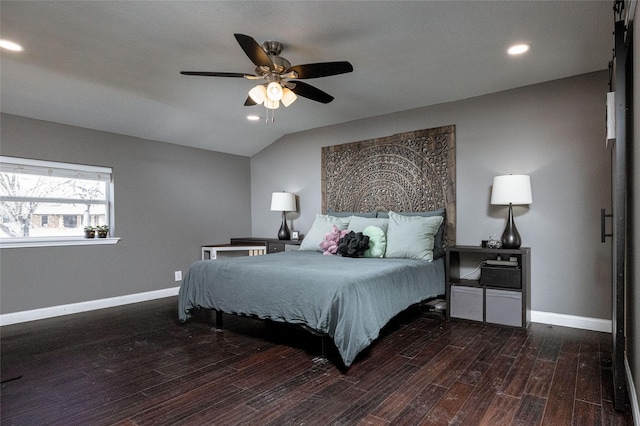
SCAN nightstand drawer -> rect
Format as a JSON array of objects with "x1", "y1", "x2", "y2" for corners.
[
  {"x1": 450, "y1": 285, "x2": 483, "y2": 322},
  {"x1": 486, "y1": 289, "x2": 522, "y2": 327},
  {"x1": 267, "y1": 242, "x2": 286, "y2": 254}
]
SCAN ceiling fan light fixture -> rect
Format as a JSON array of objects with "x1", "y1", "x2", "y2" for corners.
[
  {"x1": 281, "y1": 87, "x2": 297, "y2": 107},
  {"x1": 248, "y1": 84, "x2": 267, "y2": 104},
  {"x1": 266, "y1": 81, "x2": 283, "y2": 101},
  {"x1": 181, "y1": 33, "x2": 354, "y2": 115}
]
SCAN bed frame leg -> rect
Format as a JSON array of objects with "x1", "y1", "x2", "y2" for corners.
[
  {"x1": 214, "y1": 310, "x2": 224, "y2": 333},
  {"x1": 312, "y1": 335, "x2": 329, "y2": 364}
]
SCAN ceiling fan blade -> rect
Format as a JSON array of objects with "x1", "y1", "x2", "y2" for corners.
[
  {"x1": 289, "y1": 81, "x2": 334, "y2": 104},
  {"x1": 180, "y1": 71, "x2": 248, "y2": 78},
  {"x1": 287, "y1": 61, "x2": 353, "y2": 79},
  {"x1": 244, "y1": 96, "x2": 257, "y2": 106},
  {"x1": 234, "y1": 33, "x2": 274, "y2": 71}
]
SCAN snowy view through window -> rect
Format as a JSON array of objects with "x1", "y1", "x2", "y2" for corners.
[{"x1": 0, "y1": 159, "x2": 111, "y2": 239}]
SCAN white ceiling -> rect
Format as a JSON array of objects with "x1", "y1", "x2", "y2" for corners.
[{"x1": 1, "y1": 1, "x2": 612, "y2": 157}]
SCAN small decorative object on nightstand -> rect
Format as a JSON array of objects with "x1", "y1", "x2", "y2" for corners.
[
  {"x1": 291, "y1": 230, "x2": 300, "y2": 240},
  {"x1": 270, "y1": 191, "x2": 297, "y2": 240}
]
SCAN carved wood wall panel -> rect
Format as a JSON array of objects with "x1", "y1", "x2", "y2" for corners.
[{"x1": 321, "y1": 125, "x2": 456, "y2": 246}]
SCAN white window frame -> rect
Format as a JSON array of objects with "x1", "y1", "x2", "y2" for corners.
[{"x1": 0, "y1": 156, "x2": 119, "y2": 248}]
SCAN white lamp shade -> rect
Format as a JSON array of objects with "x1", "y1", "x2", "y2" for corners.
[
  {"x1": 266, "y1": 82, "x2": 283, "y2": 101},
  {"x1": 491, "y1": 175, "x2": 533, "y2": 205},
  {"x1": 281, "y1": 87, "x2": 297, "y2": 107},
  {"x1": 248, "y1": 85, "x2": 266, "y2": 104},
  {"x1": 271, "y1": 192, "x2": 297, "y2": 212}
]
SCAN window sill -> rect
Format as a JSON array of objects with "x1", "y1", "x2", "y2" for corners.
[{"x1": 0, "y1": 237, "x2": 121, "y2": 249}]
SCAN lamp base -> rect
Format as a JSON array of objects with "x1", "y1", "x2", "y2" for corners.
[
  {"x1": 277, "y1": 211, "x2": 290, "y2": 240},
  {"x1": 501, "y1": 203, "x2": 522, "y2": 249}
]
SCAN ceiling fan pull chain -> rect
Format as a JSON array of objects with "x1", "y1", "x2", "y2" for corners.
[{"x1": 264, "y1": 106, "x2": 275, "y2": 124}]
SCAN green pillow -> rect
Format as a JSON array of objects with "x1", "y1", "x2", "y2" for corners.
[
  {"x1": 299, "y1": 214, "x2": 351, "y2": 252},
  {"x1": 377, "y1": 208, "x2": 445, "y2": 252},
  {"x1": 385, "y1": 211, "x2": 443, "y2": 261},
  {"x1": 363, "y1": 226, "x2": 387, "y2": 258}
]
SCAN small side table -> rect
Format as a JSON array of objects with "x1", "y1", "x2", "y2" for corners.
[
  {"x1": 230, "y1": 237, "x2": 302, "y2": 254},
  {"x1": 201, "y1": 244, "x2": 266, "y2": 260}
]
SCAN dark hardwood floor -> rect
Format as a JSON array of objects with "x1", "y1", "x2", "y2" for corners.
[{"x1": 1, "y1": 297, "x2": 633, "y2": 425}]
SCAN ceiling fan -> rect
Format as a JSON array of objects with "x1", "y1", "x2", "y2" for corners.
[{"x1": 181, "y1": 33, "x2": 353, "y2": 111}]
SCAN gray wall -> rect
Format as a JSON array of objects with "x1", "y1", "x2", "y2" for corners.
[
  {"x1": 0, "y1": 113, "x2": 251, "y2": 314},
  {"x1": 251, "y1": 71, "x2": 612, "y2": 320}
]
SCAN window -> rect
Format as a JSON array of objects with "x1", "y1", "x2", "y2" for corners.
[{"x1": 0, "y1": 156, "x2": 117, "y2": 248}]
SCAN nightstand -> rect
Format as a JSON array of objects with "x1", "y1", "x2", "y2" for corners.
[
  {"x1": 446, "y1": 245, "x2": 531, "y2": 329},
  {"x1": 230, "y1": 237, "x2": 301, "y2": 254}
]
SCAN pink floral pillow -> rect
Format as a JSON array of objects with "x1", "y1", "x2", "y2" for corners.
[{"x1": 319, "y1": 224, "x2": 349, "y2": 255}]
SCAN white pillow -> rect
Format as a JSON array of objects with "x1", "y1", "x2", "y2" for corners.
[
  {"x1": 299, "y1": 214, "x2": 352, "y2": 252},
  {"x1": 348, "y1": 216, "x2": 389, "y2": 234},
  {"x1": 385, "y1": 211, "x2": 443, "y2": 261}
]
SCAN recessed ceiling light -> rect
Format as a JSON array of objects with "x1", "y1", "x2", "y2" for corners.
[
  {"x1": 0, "y1": 39, "x2": 24, "y2": 52},
  {"x1": 247, "y1": 115, "x2": 261, "y2": 121},
  {"x1": 507, "y1": 44, "x2": 530, "y2": 55}
]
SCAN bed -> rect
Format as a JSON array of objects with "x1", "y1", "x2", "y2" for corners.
[
  {"x1": 179, "y1": 124, "x2": 456, "y2": 367},
  {"x1": 179, "y1": 250, "x2": 445, "y2": 367}
]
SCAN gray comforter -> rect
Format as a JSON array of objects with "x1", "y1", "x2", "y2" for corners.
[{"x1": 178, "y1": 250, "x2": 444, "y2": 366}]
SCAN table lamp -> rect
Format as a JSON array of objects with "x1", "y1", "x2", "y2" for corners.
[
  {"x1": 490, "y1": 175, "x2": 533, "y2": 249},
  {"x1": 270, "y1": 192, "x2": 297, "y2": 240}
]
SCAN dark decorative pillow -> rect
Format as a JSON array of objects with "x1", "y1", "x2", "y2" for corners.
[{"x1": 337, "y1": 231, "x2": 370, "y2": 258}]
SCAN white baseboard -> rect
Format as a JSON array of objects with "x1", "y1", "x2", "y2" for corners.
[
  {"x1": 626, "y1": 356, "x2": 640, "y2": 426},
  {"x1": 531, "y1": 310, "x2": 612, "y2": 333},
  {"x1": 0, "y1": 287, "x2": 180, "y2": 326}
]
